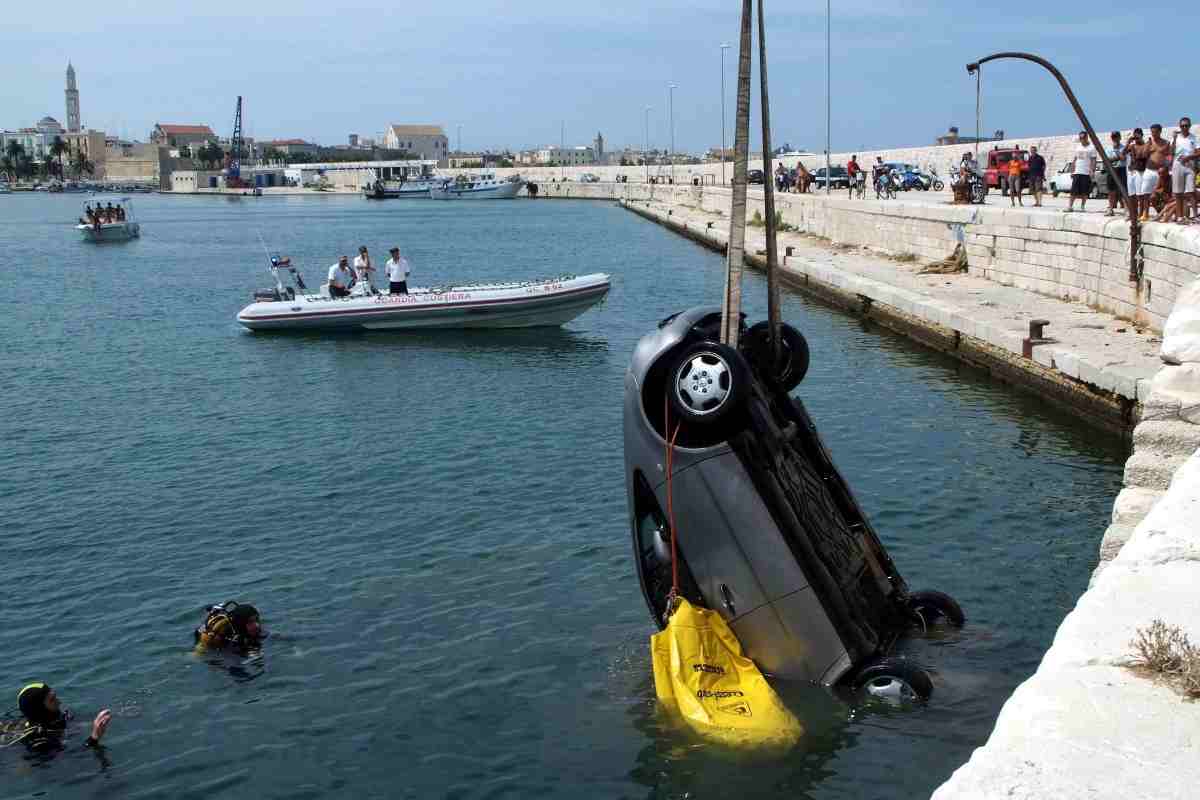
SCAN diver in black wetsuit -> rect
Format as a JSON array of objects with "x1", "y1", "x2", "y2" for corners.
[
  {"x1": 194, "y1": 602, "x2": 266, "y2": 653},
  {"x1": 8, "y1": 683, "x2": 112, "y2": 756}
]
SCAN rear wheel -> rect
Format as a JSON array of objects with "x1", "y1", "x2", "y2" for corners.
[
  {"x1": 743, "y1": 321, "x2": 810, "y2": 392},
  {"x1": 851, "y1": 657, "x2": 933, "y2": 703},
  {"x1": 908, "y1": 589, "x2": 965, "y2": 630},
  {"x1": 668, "y1": 341, "x2": 747, "y2": 426}
]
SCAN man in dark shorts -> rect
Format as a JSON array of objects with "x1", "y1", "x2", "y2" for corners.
[
  {"x1": 1105, "y1": 131, "x2": 1128, "y2": 217},
  {"x1": 1027, "y1": 146, "x2": 1046, "y2": 206},
  {"x1": 1065, "y1": 131, "x2": 1096, "y2": 213}
]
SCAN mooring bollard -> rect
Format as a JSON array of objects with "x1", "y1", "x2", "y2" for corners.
[{"x1": 1022, "y1": 318, "x2": 1052, "y2": 359}]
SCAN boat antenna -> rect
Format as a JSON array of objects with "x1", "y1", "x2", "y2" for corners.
[
  {"x1": 256, "y1": 230, "x2": 286, "y2": 293},
  {"x1": 720, "y1": 0, "x2": 754, "y2": 348}
]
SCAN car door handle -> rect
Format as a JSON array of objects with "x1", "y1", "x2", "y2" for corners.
[{"x1": 720, "y1": 583, "x2": 736, "y2": 617}]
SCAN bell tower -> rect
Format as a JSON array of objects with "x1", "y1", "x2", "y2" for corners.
[{"x1": 65, "y1": 62, "x2": 80, "y2": 133}]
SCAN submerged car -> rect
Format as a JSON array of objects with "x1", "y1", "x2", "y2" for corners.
[{"x1": 624, "y1": 306, "x2": 963, "y2": 701}]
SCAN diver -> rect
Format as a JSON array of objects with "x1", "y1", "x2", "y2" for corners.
[
  {"x1": 6, "y1": 683, "x2": 112, "y2": 755},
  {"x1": 194, "y1": 602, "x2": 266, "y2": 653}
]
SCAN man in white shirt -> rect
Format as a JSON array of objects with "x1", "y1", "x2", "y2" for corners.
[
  {"x1": 1066, "y1": 131, "x2": 1096, "y2": 213},
  {"x1": 353, "y1": 245, "x2": 376, "y2": 294},
  {"x1": 1172, "y1": 117, "x2": 1197, "y2": 222},
  {"x1": 327, "y1": 255, "x2": 355, "y2": 298},
  {"x1": 386, "y1": 246, "x2": 410, "y2": 295}
]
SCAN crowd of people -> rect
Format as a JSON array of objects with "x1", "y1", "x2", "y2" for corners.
[
  {"x1": 78, "y1": 202, "x2": 126, "y2": 229},
  {"x1": 325, "y1": 244, "x2": 412, "y2": 298}
]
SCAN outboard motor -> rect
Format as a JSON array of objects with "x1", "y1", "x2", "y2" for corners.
[{"x1": 624, "y1": 307, "x2": 964, "y2": 702}]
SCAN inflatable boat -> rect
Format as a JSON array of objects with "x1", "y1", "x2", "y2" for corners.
[{"x1": 237, "y1": 265, "x2": 609, "y2": 332}]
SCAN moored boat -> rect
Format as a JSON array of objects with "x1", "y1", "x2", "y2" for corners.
[
  {"x1": 237, "y1": 258, "x2": 609, "y2": 331},
  {"x1": 76, "y1": 197, "x2": 140, "y2": 242},
  {"x1": 429, "y1": 173, "x2": 524, "y2": 200}
]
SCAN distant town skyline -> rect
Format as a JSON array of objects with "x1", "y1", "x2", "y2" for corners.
[{"x1": 1, "y1": 1, "x2": 1191, "y2": 154}]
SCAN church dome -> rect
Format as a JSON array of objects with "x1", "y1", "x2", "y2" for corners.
[{"x1": 37, "y1": 116, "x2": 64, "y2": 133}]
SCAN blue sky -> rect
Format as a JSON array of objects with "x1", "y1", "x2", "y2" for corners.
[{"x1": 1, "y1": 1, "x2": 1191, "y2": 152}]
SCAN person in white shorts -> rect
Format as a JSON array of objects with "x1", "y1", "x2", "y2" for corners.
[{"x1": 1171, "y1": 117, "x2": 1197, "y2": 223}]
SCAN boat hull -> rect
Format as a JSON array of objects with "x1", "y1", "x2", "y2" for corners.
[
  {"x1": 429, "y1": 181, "x2": 523, "y2": 200},
  {"x1": 77, "y1": 222, "x2": 139, "y2": 242},
  {"x1": 237, "y1": 274, "x2": 609, "y2": 332}
]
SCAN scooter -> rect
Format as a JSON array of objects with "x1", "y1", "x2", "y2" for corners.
[{"x1": 624, "y1": 308, "x2": 965, "y2": 701}]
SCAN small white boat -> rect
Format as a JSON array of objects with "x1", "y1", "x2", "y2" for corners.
[
  {"x1": 236, "y1": 257, "x2": 609, "y2": 331},
  {"x1": 76, "y1": 198, "x2": 140, "y2": 242},
  {"x1": 365, "y1": 176, "x2": 450, "y2": 199},
  {"x1": 430, "y1": 173, "x2": 525, "y2": 200},
  {"x1": 0, "y1": 182, "x2": 12, "y2": 194}
]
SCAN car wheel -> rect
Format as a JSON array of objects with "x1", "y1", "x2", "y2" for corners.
[
  {"x1": 851, "y1": 657, "x2": 933, "y2": 702},
  {"x1": 1052, "y1": 188, "x2": 1059, "y2": 198},
  {"x1": 907, "y1": 589, "x2": 965, "y2": 630},
  {"x1": 668, "y1": 341, "x2": 747, "y2": 426},
  {"x1": 743, "y1": 321, "x2": 810, "y2": 392}
]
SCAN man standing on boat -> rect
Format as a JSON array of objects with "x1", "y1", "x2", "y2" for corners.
[
  {"x1": 327, "y1": 255, "x2": 355, "y2": 298},
  {"x1": 353, "y1": 245, "x2": 377, "y2": 294},
  {"x1": 386, "y1": 246, "x2": 410, "y2": 295}
]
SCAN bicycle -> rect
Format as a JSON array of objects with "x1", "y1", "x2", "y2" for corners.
[{"x1": 874, "y1": 173, "x2": 895, "y2": 200}]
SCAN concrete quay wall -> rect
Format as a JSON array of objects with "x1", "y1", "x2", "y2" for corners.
[
  {"x1": 546, "y1": 182, "x2": 1200, "y2": 334},
  {"x1": 447, "y1": 127, "x2": 1159, "y2": 186},
  {"x1": 932, "y1": 283, "x2": 1200, "y2": 800}
]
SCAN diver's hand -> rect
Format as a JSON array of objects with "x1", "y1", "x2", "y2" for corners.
[{"x1": 91, "y1": 709, "x2": 112, "y2": 742}]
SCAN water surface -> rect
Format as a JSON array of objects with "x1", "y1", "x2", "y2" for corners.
[{"x1": 0, "y1": 194, "x2": 1125, "y2": 799}]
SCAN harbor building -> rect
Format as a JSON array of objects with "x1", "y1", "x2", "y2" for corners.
[
  {"x1": 383, "y1": 124, "x2": 448, "y2": 165},
  {"x1": 65, "y1": 62, "x2": 80, "y2": 133},
  {"x1": 259, "y1": 139, "x2": 319, "y2": 158},
  {"x1": 150, "y1": 123, "x2": 218, "y2": 150}
]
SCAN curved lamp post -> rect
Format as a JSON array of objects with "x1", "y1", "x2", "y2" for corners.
[{"x1": 966, "y1": 52, "x2": 1142, "y2": 283}]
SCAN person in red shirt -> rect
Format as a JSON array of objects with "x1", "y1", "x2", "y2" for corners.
[{"x1": 847, "y1": 155, "x2": 861, "y2": 198}]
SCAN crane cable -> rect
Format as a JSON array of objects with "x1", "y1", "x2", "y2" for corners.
[{"x1": 663, "y1": 392, "x2": 683, "y2": 614}]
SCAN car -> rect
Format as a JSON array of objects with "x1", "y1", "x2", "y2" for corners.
[
  {"x1": 624, "y1": 306, "x2": 964, "y2": 700},
  {"x1": 809, "y1": 166, "x2": 850, "y2": 189},
  {"x1": 1049, "y1": 163, "x2": 1110, "y2": 199},
  {"x1": 579, "y1": 173, "x2": 601, "y2": 183},
  {"x1": 982, "y1": 148, "x2": 1031, "y2": 195},
  {"x1": 747, "y1": 169, "x2": 766, "y2": 185}
]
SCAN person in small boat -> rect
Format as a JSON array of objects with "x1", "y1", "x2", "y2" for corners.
[
  {"x1": 386, "y1": 246, "x2": 410, "y2": 294},
  {"x1": 353, "y1": 245, "x2": 376, "y2": 294},
  {"x1": 115, "y1": 205, "x2": 125, "y2": 222},
  {"x1": 193, "y1": 602, "x2": 266, "y2": 653},
  {"x1": 9, "y1": 682, "x2": 112, "y2": 755},
  {"x1": 327, "y1": 255, "x2": 356, "y2": 298},
  {"x1": 105, "y1": 202, "x2": 115, "y2": 221}
]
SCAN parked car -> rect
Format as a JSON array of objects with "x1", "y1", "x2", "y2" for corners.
[
  {"x1": 747, "y1": 169, "x2": 766, "y2": 185},
  {"x1": 809, "y1": 166, "x2": 850, "y2": 189},
  {"x1": 579, "y1": 173, "x2": 601, "y2": 183},
  {"x1": 982, "y1": 148, "x2": 1029, "y2": 194},
  {"x1": 1048, "y1": 163, "x2": 1109, "y2": 199}
]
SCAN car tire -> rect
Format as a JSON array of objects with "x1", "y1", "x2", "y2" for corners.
[
  {"x1": 1052, "y1": 188, "x2": 1059, "y2": 198},
  {"x1": 907, "y1": 589, "x2": 965, "y2": 629},
  {"x1": 851, "y1": 657, "x2": 933, "y2": 702},
  {"x1": 668, "y1": 341, "x2": 747, "y2": 426},
  {"x1": 743, "y1": 321, "x2": 810, "y2": 392}
]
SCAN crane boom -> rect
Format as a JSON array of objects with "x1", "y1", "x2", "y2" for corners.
[{"x1": 226, "y1": 95, "x2": 244, "y2": 187}]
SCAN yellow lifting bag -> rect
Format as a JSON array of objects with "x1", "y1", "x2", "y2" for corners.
[{"x1": 651, "y1": 598, "x2": 803, "y2": 747}]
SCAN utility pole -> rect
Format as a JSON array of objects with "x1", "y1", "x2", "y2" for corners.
[
  {"x1": 644, "y1": 106, "x2": 652, "y2": 183},
  {"x1": 720, "y1": 43, "x2": 731, "y2": 186},
  {"x1": 825, "y1": 0, "x2": 831, "y2": 194},
  {"x1": 560, "y1": 120, "x2": 565, "y2": 180},
  {"x1": 457, "y1": 124, "x2": 462, "y2": 155},
  {"x1": 758, "y1": 0, "x2": 781, "y2": 354},
  {"x1": 668, "y1": 83, "x2": 677, "y2": 184}
]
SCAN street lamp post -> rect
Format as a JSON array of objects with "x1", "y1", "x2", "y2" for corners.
[
  {"x1": 643, "y1": 105, "x2": 652, "y2": 183},
  {"x1": 720, "y1": 43, "x2": 731, "y2": 186},
  {"x1": 457, "y1": 124, "x2": 462, "y2": 155},
  {"x1": 825, "y1": 0, "x2": 831, "y2": 194},
  {"x1": 560, "y1": 120, "x2": 565, "y2": 181},
  {"x1": 668, "y1": 82, "x2": 677, "y2": 184}
]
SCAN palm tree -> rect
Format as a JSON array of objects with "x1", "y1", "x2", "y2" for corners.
[
  {"x1": 69, "y1": 149, "x2": 94, "y2": 178},
  {"x1": 720, "y1": 0, "x2": 754, "y2": 347},
  {"x1": 5, "y1": 139, "x2": 25, "y2": 167},
  {"x1": 0, "y1": 154, "x2": 14, "y2": 181},
  {"x1": 49, "y1": 136, "x2": 68, "y2": 183}
]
